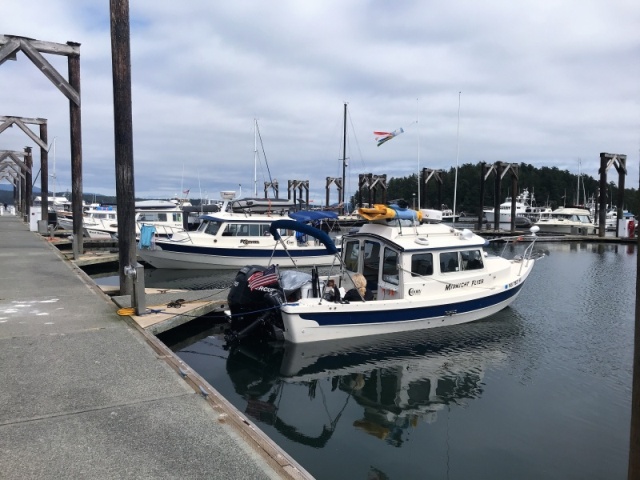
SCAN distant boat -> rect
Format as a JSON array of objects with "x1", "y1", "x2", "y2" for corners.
[
  {"x1": 137, "y1": 196, "x2": 339, "y2": 270},
  {"x1": 484, "y1": 188, "x2": 551, "y2": 224},
  {"x1": 534, "y1": 207, "x2": 596, "y2": 235},
  {"x1": 59, "y1": 201, "x2": 187, "y2": 239},
  {"x1": 134, "y1": 200, "x2": 186, "y2": 238},
  {"x1": 440, "y1": 204, "x2": 460, "y2": 223}
]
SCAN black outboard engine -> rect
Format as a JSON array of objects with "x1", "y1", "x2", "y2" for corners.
[{"x1": 226, "y1": 265, "x2": 285, "y2": 344}]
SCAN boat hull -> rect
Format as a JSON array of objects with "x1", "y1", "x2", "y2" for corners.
[
  {"x1": 138, "y1": 243, "x2": 339, "y2": 269},
  {"x1": 280, "y1": 262, "x2": 533, "y2": 343},
  {"x1": 534, "y1": 223, "x2": 596, "y2": 235}
]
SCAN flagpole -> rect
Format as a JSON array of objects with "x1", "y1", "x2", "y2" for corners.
[
  {"x1": 452, "y1": 91, "x2": 461, "y2": 223},
  {"x1": 416, "y1": 97, "x2": 420, "y2": 210}
]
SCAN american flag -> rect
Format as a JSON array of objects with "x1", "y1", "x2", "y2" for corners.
[{"x1": 248, "y1": 265, "x2": 279, "y2": 290}]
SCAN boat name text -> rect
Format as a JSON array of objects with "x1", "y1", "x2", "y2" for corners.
[
  {"x1": 445, "y1": 279, "x2": 484, "y2": 291},
  {"x1": 408, "y1": 288, "x2": 422, "y2": 296},
  {"x1": 240, "y1": 239, "x2": 260, "y2": 245}
]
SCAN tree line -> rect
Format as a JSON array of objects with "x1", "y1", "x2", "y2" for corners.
[{"x1": 350, "y1": 162, "x2": 639, "y2": 215}]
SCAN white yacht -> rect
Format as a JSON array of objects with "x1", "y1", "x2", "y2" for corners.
[
  {"x1": 534, "y1": 207, "x2": 596, "y2": 235},
  {"x1": 484, "y1": 188, "x2": 551, "y2": 224},
  {"x1": 137, "y1": 196, "x2": 339, "y2": 270}
]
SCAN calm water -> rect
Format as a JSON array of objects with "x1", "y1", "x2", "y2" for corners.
[{"x1": 98, "y1": 242, "x2": 637, "y2": 479}]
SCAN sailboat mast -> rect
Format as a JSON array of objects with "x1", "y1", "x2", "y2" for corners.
[
  {"x1": 254, "y1": 119, "x2": 258, "y2": 197},
  {"x1": 341, "y1": 102, "x2": 347, "y2": 215},
  {"x1": 576, "y1": 158, "x2": 581, "y2": 205},
  {"x1": 452, "y1": 92, "x2": 461, "y2": 222}
]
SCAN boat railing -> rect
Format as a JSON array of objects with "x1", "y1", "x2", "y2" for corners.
[
  {"x1": 488, "y1": 226, "x2": 542, "y2": 274},
  {"x1": 138, "y1": 223, "x2": 192, "y2": 243}
]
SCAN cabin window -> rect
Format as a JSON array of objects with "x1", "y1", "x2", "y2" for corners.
[
  {"x1": 411, "y1": 253, "x2": 434, "y2": 277},
  {"x1": 363, "y1": 240, "x2": 380, "y2": 277},
  {"x1": 204, "y1": 221, "x2": 222, "y2": 235},
  {"x1": 343, "y1": 240, "x2": 361, "y2": 272},
  {"x1": 260, "y1": 224, "x2": 271, "y2": 236},
  {"x1": 460, "y1": 250, "x2": 484, "y2": 270},
  {"x1": 246, "y1": 224, "x2": 262, "y2": 236},
  {"x1": 440, "y1": 252, "x2": 459, "y2": 273},
  {"x1": 173, "y1": 213, "x2": 182, "y2": 222},
  {"x1": 382, "y1": 247, "x2": 399, "y2": 285},
  {"x1": 137, "y1": 212, "x2": 170, "y2": 222}
]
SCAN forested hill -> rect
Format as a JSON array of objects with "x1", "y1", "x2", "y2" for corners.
[
  {"x1": 367, "y1": 162, "x2": 638, "y2": 214},
  {"x1": 1, "y1": 162, "x2": 638, "y2": 214}
]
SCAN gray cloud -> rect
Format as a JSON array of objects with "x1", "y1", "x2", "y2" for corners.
[{"x1": 1, "y1": 0, "x2": 638, "y2": 205}]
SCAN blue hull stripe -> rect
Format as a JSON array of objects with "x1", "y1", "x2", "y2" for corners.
[
  {"x1": 156, "y1": 243, "x2": 333, "y2": 259},
  {"x1": 295, "y1": 283, "x2": 524, "y2": 326}
]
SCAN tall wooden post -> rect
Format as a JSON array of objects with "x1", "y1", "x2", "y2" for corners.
[
  {"x1": 478, "y1": 162, "x2": 486, "y2": 230},
  {"x1": 39, "y1": 123, "x2": 49, "y2": 222},
  {"x1": 24, "y1": 147, "x2": 33, "y2": 222},
  {"x1": 67, "y1": 42, "x2": 83, "y2": 259},
  {"x1": 110, "y1": 0, "x2": 137, "y2": 297},
  {"x1": 629, "y1": 167, "x2": 640, "y2": 480},
  {"x1": 340, "y1": 103, "x2": 347, "y2": 215},
  {"x1": 493, "y1": 162, "x2": 502, "y2": 230},
  {"x1": 598, "y1": 156, "x2": 607, "y2": 238}
]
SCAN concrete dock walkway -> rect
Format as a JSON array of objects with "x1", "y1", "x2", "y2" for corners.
[{"x1": 0, "y1": 214, "x2": 310, "y2": 479}]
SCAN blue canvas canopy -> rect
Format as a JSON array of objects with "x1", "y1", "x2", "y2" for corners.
[
  {"x1": 269, "y1": 219, "x2": 338, "y2": 255},
  {"x1": 288, "y1": 210, "x2": 338, "y2": 222}
]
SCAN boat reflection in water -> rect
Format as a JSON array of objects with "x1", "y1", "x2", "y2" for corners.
[{"x1": 224, "y1": 315, "x2": 523, "y2": 449}]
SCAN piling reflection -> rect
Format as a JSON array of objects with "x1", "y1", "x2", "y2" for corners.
[{"x1": 225, "y1": 315, "x2": 524, "y2": 448}]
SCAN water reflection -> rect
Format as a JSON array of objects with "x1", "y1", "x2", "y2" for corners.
[{"x1": 224, "y1": 314, "x2": 524, "y2": 449}]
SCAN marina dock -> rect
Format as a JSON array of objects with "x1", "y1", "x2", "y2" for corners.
[{"x1": 0, "y1": 214, "x2": 311, "y2": 480}]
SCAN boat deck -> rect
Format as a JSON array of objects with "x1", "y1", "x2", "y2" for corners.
[{"x1": 109, "y1": 287, "x2": 228, "y2": 334}]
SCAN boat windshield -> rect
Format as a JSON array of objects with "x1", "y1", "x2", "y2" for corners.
[
  {"x1": 137, "y1": 211, "x2": 182, "y2": 222},
  {"x1": 199, "y1": 220, "x2": 223, "y2": 235}
]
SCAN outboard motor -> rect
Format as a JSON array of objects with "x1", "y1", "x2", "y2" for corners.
[{"x1": 226, "y1": 265, "x2": 285, "y2": 344}]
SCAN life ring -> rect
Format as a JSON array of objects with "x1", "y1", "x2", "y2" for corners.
[{"x1": 415, "y1": 237, "x2": 429, "y2": 245}]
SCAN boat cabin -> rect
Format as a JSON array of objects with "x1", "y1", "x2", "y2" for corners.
[
  {"x1": 341, "y1": 223, "x2": 486, "y2": 301},
  {"x1": 199, "y1": 218, "x2": 278, "y2": 237}
]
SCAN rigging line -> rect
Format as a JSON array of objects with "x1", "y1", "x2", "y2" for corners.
[
  {"x1": 452, "y1": 91, "x2": 462, "y2": 221},
  {"x1": 256, "y1": 122, "x2": 276, "y2": 196},
  {"x1": 347, "y1": 109, "x2": 366, "y2": 170}
]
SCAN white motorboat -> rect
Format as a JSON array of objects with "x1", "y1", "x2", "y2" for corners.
[
  {"x1": 484, "y1": 188, "x2": 551, "y2": 224},
  {"x1": 602, "y1": 209, "x2": 636, "y2": 232},
  {"x1": 225, "y1": 203, "x2": 541, "y2": 344},
  {"x1": 534, "y1": 207, "x2": 596, "y2": 235},
  {"x1": 134, "y1": 200, "x2": 186, "y2": 237},
  {"x1": 80, "y1": 205, "x2": 119, "y2": 239},
  {"x1": 137, "y1": 206, "x2": 340, "y2": 270},
  {"x1": 33, "y1": 195, "x2": 72, "y2": 213},
  {"x1": 59, "y1": 201, "x2": 187, "y2": 239},
  {"x1": 440, "y1": 204, "x2": 460, "y2": 223}
]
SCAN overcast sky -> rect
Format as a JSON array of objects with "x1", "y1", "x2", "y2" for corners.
[{"x1": 1, "y1": 1, "x2": 639, "y2": 205}]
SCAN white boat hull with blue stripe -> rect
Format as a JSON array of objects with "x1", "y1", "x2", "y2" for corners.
[
  {"x1": 226, "y1": 203, "x2": 542, "y2": 344},
  {"x1": 137, "y1": 208, "x2": 340, "y2": 270}
]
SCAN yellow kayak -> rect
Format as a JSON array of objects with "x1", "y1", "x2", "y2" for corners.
[{"x1": 358, "y1": 204, "x2": 422, "y2": 222}]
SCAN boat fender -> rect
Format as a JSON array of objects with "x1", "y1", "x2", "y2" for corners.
[{"x1": 415, "y1": 237, "x2": 429, "y2": 245}]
